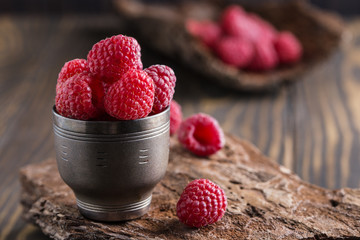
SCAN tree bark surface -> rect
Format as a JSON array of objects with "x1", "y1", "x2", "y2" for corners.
[{"x1": 20, "y1": 135, "x2": 360, "y2": 239}]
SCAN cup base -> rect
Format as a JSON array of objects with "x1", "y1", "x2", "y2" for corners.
[{"x1": 76, "y1": 195, "x2": 152, "y2": 222}]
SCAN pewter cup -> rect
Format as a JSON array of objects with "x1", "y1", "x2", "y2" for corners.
[{"x1": 52, "y1": 106, "x2": 170, "y2": 222}]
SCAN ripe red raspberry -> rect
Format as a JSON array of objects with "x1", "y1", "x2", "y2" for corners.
[
  {"x1": 178, "y1": 113, "x2": 224, "y2": 157},
  {"x1": 274, "y1": 31, "x2": 303, "y2": 64},
  {"x1": 177, "y1": 179, "x2": 227, "y2": 228},
  {"x1": 87, "y1": 34, "x2": 143, "y2": 84},
  {"x1": 55, "y1": 72, "x2": 102, "y2": 120},
  {"x1": 170, "y1": 100, "x2": 182, "y2": 135},
  {"x1": 104, "y1": 69, "x2": 154, "y2": 120},
  {"x1": 186, "y1": 19, "x2": 221, "y2": 48},
  {"x1": 215, "y1": 36, "x2": 254, "y2": 68},
  {"x1": 56, "y1": 58, "x2": 88, "y2": 94},
  {"x1": 247, "y1": 40, "x2": 279, "y2": 71},
  {"x1": 101, "y1": 81, "x2": 113, "y2": 95},
  {"x1": 145, "y1": 65, "x2": 176, "y2": 114},
  {"x1": 221, "y1": 5, "x2": 260, "y2": 41},
  {"x1": 91, "y1": 79, "x2": 106, "y2": 112}
]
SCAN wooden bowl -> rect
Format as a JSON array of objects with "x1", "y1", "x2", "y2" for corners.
[{"x1": 113, "y1": 0, "x2": 344, "y2": 91}]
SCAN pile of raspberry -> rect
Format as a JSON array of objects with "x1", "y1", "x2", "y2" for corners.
[
  {"x1": 55, "y1": 34, "x2": 176, "y2": 121},
  {"x1": 186, "y1": 5, "x2": 303, "y2": 71}
]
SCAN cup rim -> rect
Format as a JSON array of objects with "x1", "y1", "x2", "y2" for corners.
[
  {"x1": 52, "y1": 105, "x2": 169, "y2": 123},
  {"x1": 52, "y1": 105, "x2": 170, "y2": 135}
]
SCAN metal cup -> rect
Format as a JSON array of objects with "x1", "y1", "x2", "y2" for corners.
[{"x1": 52, "y1": 106, "x2": 170, "y2": 222}]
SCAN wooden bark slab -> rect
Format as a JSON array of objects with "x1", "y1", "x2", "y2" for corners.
[
  {"x1": 113, "y1": 0, "x2": 344, "y2": 91},
  {"x1": 20, "y1": 135, "x2": 360, "y2": 239}
]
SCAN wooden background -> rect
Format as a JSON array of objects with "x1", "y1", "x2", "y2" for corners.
[
  {"x1": 0, "y1": 0, "x2": 360, "y2": 15},
  {"x1": 0, "y1": 6, "x2": 360, "y2": 240}
]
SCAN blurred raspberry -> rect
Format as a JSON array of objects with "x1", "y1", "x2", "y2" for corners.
[
  {"x1": 221, "y1": 5, "x2": 261, "y2": 41},
  {"x1": 104, "y1": 69, "x2": 154, "y2": 120},
  {"x1": 247, "y1": 40, "x2": 279, "y2": 71},
  {"x1": 176, "y1": 179, "x2": 227, "y2": 228},
  {"x1": 274, "y1": 31, "x2": 302, "y2": 64},
  {"x1": 87, "y1": 34, "x2": 143, "y2": 84},
  {"x1": 55, "y1": 72, "x2": 102, "y2": 120},
  {"x1": 186, "y1": 19, "x2": 222, "y2": 48},
  {"x1": 178, "y1": 113, "x2": 224, "y2": 157},
  {"x1": 170, "y1": 100, "x2": 182, "y2": 135},
  {"x1": 145, "y1": 65, "x2": 176, "y2": 114},
  {"x1": 56, "y1": 58, "x2": 88, "y2": 94},
  {"x1": 248, "y1": 13, "x2": 278, "y2": 42},
  {"x1": 215, "y1": 36, "x2": 254, "y2": 68}
]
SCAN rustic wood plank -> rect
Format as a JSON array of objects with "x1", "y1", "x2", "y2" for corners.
[
  {"x1": 0, "y1": 15, "x2": 61, "y2": 240},
  {"x1": 292, "y1": 20, "x2": 360, "y2": 189},
  {"x1": 340, "y1": 20, "x2": 360, "y2": 187}
]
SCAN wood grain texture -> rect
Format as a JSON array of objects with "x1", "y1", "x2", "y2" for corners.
[{"x1": 0, "y1": 14, "x2": 360, "y2": 239}]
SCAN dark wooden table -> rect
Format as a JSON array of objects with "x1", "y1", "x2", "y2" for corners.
[{"x1": 0, "y1": 13, "x2": 360, "y2": 239}]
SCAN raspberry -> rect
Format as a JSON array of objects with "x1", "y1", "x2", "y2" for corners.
[
  {"x1": 170, "y1": 100, "x2": 182, "y2": 135},
  {"x1": 176, "y1": 179, "x2": 227, "y2": 228},
  {"x1": 178, "y1": 113, "x2": 224, "y2": 157},
  {"x1": 101, "y1": 81, "x2": 113, "y2": 95},
  {"x1": 186, "y1": 19, "x2": 221, "y2": 48},
  {"x1": 144, "y1": 65, "x2": 176, "y2": 114},
  {"x1": 56, "y1": 58, "x2": 88, "y2": 94},
  {"x1": 274, "y1": 31, "x2": 302, "y2": 64},
  {"x1": 221, "y1": 5, "x2": 260, "y2": 41},
  {"x1": 247, "y1": 40, "x2": 278, "y2": 71},
  {"x1": 91, "y1": 79, "x2": 106, "y2": 112},
  {"x1": 87, "y1": 34, "x2": 143, "y2": 83},
  {"x1": 104, "y1": 69, "x2": 154, "y2": 120},
  {"x1": 248, "y1": 13, "x2": 278, "y2": 42},
  {"x1": 215, "y1": 36, "x2": 254, "y2": 68},
  {"x1": 55, "y1": 72, "x2": 102, "y2": 120}
]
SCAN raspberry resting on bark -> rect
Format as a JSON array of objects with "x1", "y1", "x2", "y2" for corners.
[{"x1": 177, "y1": 179, "x2": 227, "y2": 228}]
